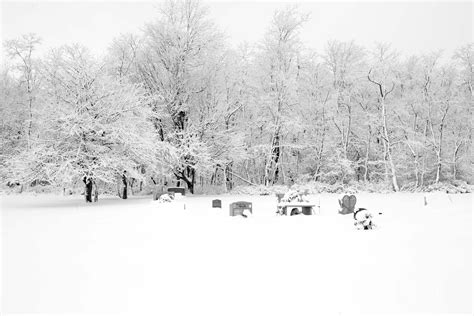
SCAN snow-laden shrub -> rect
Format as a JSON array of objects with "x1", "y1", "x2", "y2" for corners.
[
  {"x1": 230, "y1": 180, "x2": 473, "y2": 195},
  {"x1": 193, "y1": 185, "x2": 227, "y2": 195},
  {"x1": 231, "y1": 185, "x2": 288, "y2": 195},
  {"x1": 291, "y1": 182, "x2": 346, "y2": 194},
  {"x1": 347, "y1": 181, "x2": 392, "y2": 193},
  {"x1": 419, "y1": 181, "x2": 472, "y2": 194},
  {"x1": 354, "y1": 209, "x2": 376, "y2": 230},
  {"x1": 157, "y1": 193, "x2": 174, "y2": 203}
]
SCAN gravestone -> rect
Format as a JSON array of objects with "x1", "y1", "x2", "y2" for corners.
[
  {"x1": 168, "y1": 187, "x2": 186, "y2": 196},
  {"x1": 229, "y1": 201, "x2": 252, "y2": 217},
  {"x1": 212, "y1": 199, "x2": 222, "y2": 208},
  {"x1": 338, "y1": 195, "x2": 357, "y2": 215}
]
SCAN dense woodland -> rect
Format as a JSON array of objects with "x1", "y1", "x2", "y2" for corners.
[{"x1": 1, "y1": 0, "x2": 472, "y2": 199}]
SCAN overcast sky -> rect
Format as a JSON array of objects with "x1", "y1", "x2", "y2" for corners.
[{"x1": 1, "y1": 0, "x2": 472, "y2": 59}]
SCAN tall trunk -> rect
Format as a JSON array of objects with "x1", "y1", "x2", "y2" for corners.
[
  {"x1": 120, "y1": 172, "x2": 128, "y2": 199},
  {"x1": 265, "y1": 125, "x2": 281, "y2": 186},
  {"x1": 314, "y1": 97, "x2": 328, "y2": 182},
  {"x1": 225, "y1": 163, "x2": 233, "y2": 191},
  {"x1": 404, "y1": 134, "x2": 419, "y2": 186},
  {"x1": 452, "y1": 157, "x2": 457, "y2": 180},
  {"x1": 414, "y1": 158, "x2": 420, "y2": 187},
  {"x1": 431, "y1": 104, "x2": 449, "y2": 184},
  {"x1": 363, "y1": 125, "x2": 371, "y2": 182},
  {"x1": 27, "y1": 92, "x2": 33, "y2": 150},
  {"x1": 93, "y1": 181, "x2": 99, "y2": 202},
  {"x1": 368, "y1": 70, "x2": 398, "y2": 191},
  {"x1": 381, "y1": 100, "x2": 399, "y2": 191},
  {"x1": 420, "y1": 157, "x2": 426, "y2": 186},
  {"x1": 382, "y1": 140, "x2": 389, "y2": 183},
  {"x1": 344, "y1": 104, "x2": 352, "y2": 159},
  {"x1": 314, "y1": 143, "x2": 324, "y2": 181},
  {"x1": 452, "y1": 141, "x2": 462, "y2": 180},
  {"x1": 83, "y1": 176, "x2": 93, "y2": 203},
  {"x1": 272, "y1": 135, "x2": 281, "y2": 184},
  {"x1": 176, "y1": 167, "x2": 195, "y2": 194},
  {"x1": 435, "y1": 152, "x2": 442, "y2": 184}
]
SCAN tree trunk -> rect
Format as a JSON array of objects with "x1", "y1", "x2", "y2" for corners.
[
  {"x1": 363, "y1": 125, "x2": 371, "y2": 182},
  {"x1": 176, "y1": 167, "x2": 195, "y2": 194},
  {"x1": 93, "y1": 181, "x2": 99, "y2": 202},
  {"x1": 265, "y1": 126, "x2": 281, "y2": 186},
  {"x1": 225, "y1": 163, "x2": 233, "y2": 191},
  {"x1": 420, "y1": 157, "x2": 426, "y2": 187},
  {"x1": 452, "y1": 141, "x2": 462, "y2": 180},
  {"x1": 83, "y1": 177, "x2": 93, "y2": 203},
  {"x1": 381, "y1": 100, "x2": 399, "y2": 191},
  {"x1": 121, "y1": 172, "x2": 128, "y2": 199}
]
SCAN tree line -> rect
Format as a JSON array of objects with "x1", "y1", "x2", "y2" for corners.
[{"x1": 1, "y1": 0, "x2": 472, "y2": 199}]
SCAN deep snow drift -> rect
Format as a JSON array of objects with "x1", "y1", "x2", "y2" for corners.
[{"x1": 1, "y1": 192, "x2": 472, "y2": 315}]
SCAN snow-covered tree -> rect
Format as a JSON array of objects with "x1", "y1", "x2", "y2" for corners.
[
  {"x1": 3, "y1": 33, "x2": 42, "y2": 150},
  {"x1": 9, "y1": 45, "x2": 157, "y2": 201},
  {"x1": 136, "y1": 0, "x2": 223, "y2": 193},
  {"x1": 255, "y1": 6, "x2": 308, "y2": 185}
]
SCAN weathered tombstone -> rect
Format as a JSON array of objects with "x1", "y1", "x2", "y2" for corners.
[
  {"x1": 212, "y1": 199, "x2": 222, "y2": 208},
  {"x1": 338, "y1": 195, "x2": 357, "y2": 215},
  {"x1": 301, "y1": 206, "x2": 313, "y2": 215},
  {"x1": 229, "y1": 201, "x2": 252, "y2": 217},
  {"x1": 168, "y1": 187, "x2": 186, "y2": 196}
]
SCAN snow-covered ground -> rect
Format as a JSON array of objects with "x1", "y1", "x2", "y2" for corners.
[{"x1": 1, "y1": 192, "x2": 472, "y2": 315}]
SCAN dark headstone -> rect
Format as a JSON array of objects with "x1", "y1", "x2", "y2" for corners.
[
  {"x1": 168, "y1": 187, "x2": 186, "y2": 196},
  {"x1": 301, "y1": 206, "x2": 313, "y2": 215},
  {"x1": 212, "y1": 199, "x2": 222, "y2": 208},
  {"x1": 229, "y1": 201, "x2": 252, "y2": 217}
]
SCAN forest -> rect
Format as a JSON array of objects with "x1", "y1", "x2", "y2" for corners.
[{"x1": 1, "y1": 0, "x2": 472, "y2": 198}]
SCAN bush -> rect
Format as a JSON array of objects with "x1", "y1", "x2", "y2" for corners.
[
  {"x1": 231, "y1": 185, "x2": 288, "y2": 195},
  {"x1": 348, "y1": 181, "x2": 392, "y2": 193},
  {"x1": 419, "y1": 181, "x2": 472, "y2": 194}
]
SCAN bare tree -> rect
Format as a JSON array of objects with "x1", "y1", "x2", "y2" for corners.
[
  {"x1": 4, "y1": 33, "x2": 42, "y2": 150},
  {"x1": 258, "y1": 6, "x2": 309, "y2": 185},
  {"x1": 367, "y1": 44, "x2": 400, "y2": 191}
]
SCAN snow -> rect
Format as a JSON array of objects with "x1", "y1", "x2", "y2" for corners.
[{"x1": 1, "y1": 192, "x2": 472, "y2": 315}]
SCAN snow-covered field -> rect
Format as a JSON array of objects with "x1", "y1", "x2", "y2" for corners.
[{"x1": 1, "y1": 192, "x2": 472, "y2": 315}]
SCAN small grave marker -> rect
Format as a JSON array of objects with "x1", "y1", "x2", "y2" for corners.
[{"x1": 212, "y1": 199, "x2": 222, "y2": 208}]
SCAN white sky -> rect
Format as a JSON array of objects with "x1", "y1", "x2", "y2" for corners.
[{"x1": 1, "y1": 0, "x2": 472, "y2": 59}]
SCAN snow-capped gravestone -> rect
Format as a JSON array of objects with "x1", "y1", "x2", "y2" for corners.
[{"x1": 229, "y1": 201, "x2": 252, "y2": 217}]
